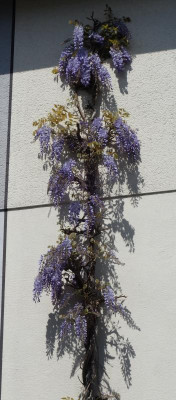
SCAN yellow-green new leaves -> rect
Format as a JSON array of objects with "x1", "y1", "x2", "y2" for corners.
[{"x1": 33, "y1": 104, "x2": 78, "y2": 136}]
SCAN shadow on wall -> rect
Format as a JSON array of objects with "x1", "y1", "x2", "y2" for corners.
[
  {"x1": 45, "y1": 155, "x2": 142, "y2": 395},
  {"x1": 3, "y1": 0, "x2": 175, "y2": 75},
  {"x1": 0, "y1": 1, "x2": 13, "y2": 76}
]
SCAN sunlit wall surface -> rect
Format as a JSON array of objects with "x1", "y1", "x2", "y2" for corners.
[{"x1": 0, "y1": 1, "x2": 176, "y2": 399}]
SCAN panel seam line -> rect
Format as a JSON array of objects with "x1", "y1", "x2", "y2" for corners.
[{"x1": 0, "y1": 188, "x2": 176, "y2": 212}]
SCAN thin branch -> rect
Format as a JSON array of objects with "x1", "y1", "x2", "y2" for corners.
[{"x1": 75, "y1": 92, "x2": 86, "y2": 121}]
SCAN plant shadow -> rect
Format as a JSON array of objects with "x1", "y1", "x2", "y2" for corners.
[
  {"x1": 45, "y1": 151, "x2": 143, "y2": 396},
  {"x1": 46, "y1": 46, "x2": 143, "y2": 398}
]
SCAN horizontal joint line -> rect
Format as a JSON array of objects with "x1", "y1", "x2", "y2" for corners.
[{"x1": 0, "y1": 189, "x2": 176, "y2": 212}]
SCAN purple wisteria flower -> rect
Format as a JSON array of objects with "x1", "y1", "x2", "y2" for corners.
[
  {"x1": 114, "y1": 19, "x2": 131, "y2": 40},
  {"x1": 60, "y1": 320, "x2": 72, "y2": 338},
  {"x1": 89, "y1": 32, "x2": 104, "y2": 44},
  {"x1": 65, "y1": 54, "x2": 80, "y2": 85},
  {"x1": 91, "y1": 54, "x2": 112, "y2": 88},
  {"x1": 59, "y1": 45, "x2": 73, "y2": 75},
  {"x1": 114, "y1": 117, "x2": 140, "y2": 160},
  {"x1": 79, "y1": 49, "x2": 92, "y2": 87},
  {"x1": 121, "y1": 47, "x2": 132, "y2": 64},
  {"x1": 109, "y1": 46, "x2": 131, "y2": 72},
  {"x1": 91, "y1": 117, "x2": 108, "y2": 145},
  {"x1": 68, "y1": 201, "x2": 81, "y2": 225},
  {"x1": 58, "y1": 32, "x2": 112, "y2": 88},
  {"x1": 75, "y1": 314, "x2": 87, "y2": 341},
  {"x1": 91, "y1": 117, "x2": 102, "y2": 132},
  {"x1": 103, "y1": 154, "x2": 118, "y2": 178},
  {"x1": 73, "y1": 303, "x2": 87, "y2": 340},
  {"x1": 58, "y1": 16, "x2": 132, "y2": 90},
  {"x1": 103, "y1": 286, "x2": 117, "y2": 312},
  {"x1": 65, "y1": 48, "x2": 91, "y2": 87},
  {"x1": 51, "y1": 137, "x2": 64, "y2": 162},
  {"x1": 34, "y1": 125, "x2": 51, "y2": 155},
  {"x1": 64, "y1": 50, "x2": 112, "y2": 88},
  {"x1": 59, "y1": 303, "x2": 87, "y2": 341},
  {"x1": 73, "y1": 25, "x2": 84, "y2": 50},
  {"x1": 48, "y1": 159, "x2": 76, "y2": 205},
  {"x1": 33, "y1": 237, "x2": 72, "y2": 304}
]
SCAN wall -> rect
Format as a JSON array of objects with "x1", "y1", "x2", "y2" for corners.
[
  {"x1": 0, "y1": 0, "x2": 14, "y2": 333},
  {"x1": 0, "y1": 0, "x2": 176, "y2": 399}
]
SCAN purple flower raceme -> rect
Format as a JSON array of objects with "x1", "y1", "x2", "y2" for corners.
[
  {"x1": 114, "y1": 19, "x2": 131, "y2": 40},
  {"x1": 97, "y1": 127, "x2": 108, "y2": 144},
  {"x1": 103, "y1": 154, "x2": 118, "y2": 178},
  {"x1": 114, "y1": 117, "x2": 140, "y2": 160},
  {"x1": 59, "y1": 303, "x2": 88, "y2": 341},
  {"x1": 103, "y1": 286, "x2": 117, "y2": 312},
  {"x1": 121, "y1": 46, "x2": 132, "y2": 64},
  {"x1": 109, "y1": 46, "x2": 131, "y2": 72},
  {"x1": 84, "y1": 195, "x2": 104, "y2": 233},
  {"x1": 33, "y1": 238, "x2": 72, "y2": 304},
  {"x1": 51, "y1": 137, "x2": 64, "y2": 162},
  {"x1": 60, "y1": 320, "x2": 72, "y2": 338},
  {"x1": 65, "y1": 48, "x2": 91, "y2": 87},
  {"x1": 64, "y1": 50, "x2": 112, "y2": 88},
  {"x1": 91, "y1": 54, "x2": 112, "y2": 88},
  {"x1": 73, "y1": 25, "x2": 84, "y2": 50},
  {"x1": 74, "y1": 304, "x2": 87, "y2": 338},
  {"x1": 59, "y1": 45, "x2": 73, "y2": 76},
  {"x1": 59, "y1": 42, "x2": 112, "y2": 88},
  {"x1": 75, "y1": 314, "x2": 87, "y2": 341},
  {"x1": 109, "y1": 48, "x2": 123, "y2": 72},
  {"x1": 91, "y1": 117, "x2": 108, "y2": 145},
  {"x1": 48, "y1": 159, "x2": 76, "y2": 205},
  {"x1": 89, "y1": 32, "x2": 104, "y2": 44},
  {"x1": 91, "y1": 117, "x2": 102, "y2": 132},
  {"x1": 79, "y1": 49, "x2": 92, "y2": 87},
  {"x1": 68, "y1": 201, "x2": 81, "y2": 225},
  {"x1": 65, "y1": 54, "x2": 81, "y2": 85},
  {"x1": 34, "y1": 125, "x2": 51, "y2": 155}
]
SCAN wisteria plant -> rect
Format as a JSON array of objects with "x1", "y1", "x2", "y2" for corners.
[{"x1": 33, "y1": 5, "x2": 140, "y2": 400}]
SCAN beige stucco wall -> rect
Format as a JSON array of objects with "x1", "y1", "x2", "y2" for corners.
[
  {"x1": 1, "y1": 0, "x2": 176, "y2": 399},
  {"x1": 2, "y1": 195, "x2": 176, "y2": 400},
  {"x1": 8, "y1": 0, "x2": 176, "y2": 207}
]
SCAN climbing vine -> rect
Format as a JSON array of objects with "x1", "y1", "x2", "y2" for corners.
[{"x1": 33, "y1": 5, "x2": 140, "y2": 400}]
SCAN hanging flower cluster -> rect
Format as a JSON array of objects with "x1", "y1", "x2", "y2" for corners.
[
  {"x1": 33, "y1": 6, "x2": 140, "y2": 400},
  {"x1": 53, "y1": 6, "x2": 132, "y2": 89}
]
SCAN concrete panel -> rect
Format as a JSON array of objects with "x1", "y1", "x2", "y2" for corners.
[
  {"x1": 1, "y1": 193, "x2": 176, "y2": 399},
  {"x1": 8, "y1": 0, "x2": 176, "y2": 208},
  {"x1": 100, "y1": 193, "x2": 176, "y2": 400},
  {"x1": 0, "y1": 1, "x2": 13, "y2": 208},
  {"x1": 1, "y1": 206, "x2": 81, "y2": 400}
]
